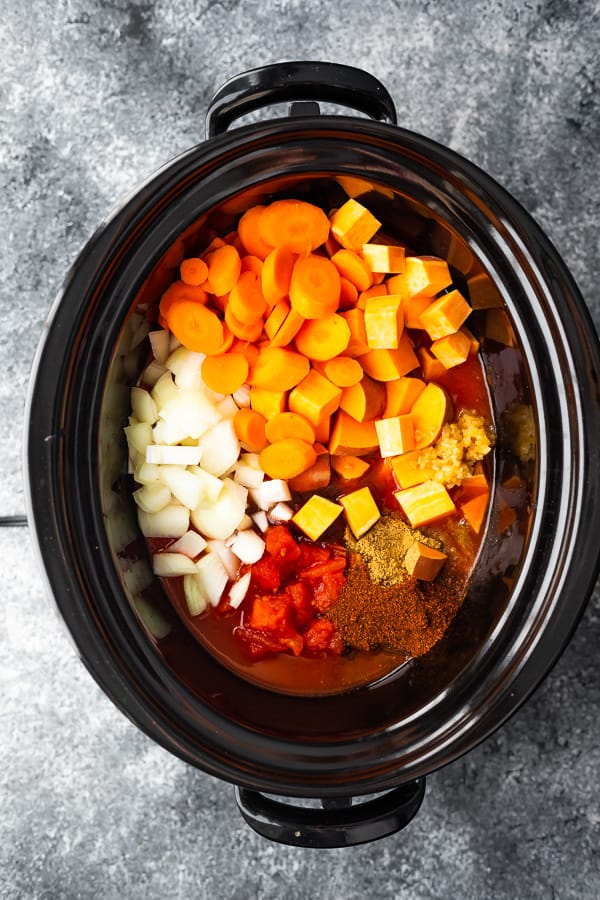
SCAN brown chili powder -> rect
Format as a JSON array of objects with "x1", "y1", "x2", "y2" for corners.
[{"x1": 328, "y1": 555, "x2": 467, "y2": 658}]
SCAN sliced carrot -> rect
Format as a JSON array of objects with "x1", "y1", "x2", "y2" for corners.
[
  {"x1": 234, "y1": 408, "x2": 268, "y2": 451},
  {"x1": 330, "y1": 199, "x2": 381, "y2": 251},
  {"x1": 224, "y1": 302, "x2": 264, "y2": 341},
  {"x1": 232, "y1": 340, "x2": 259, "y2": 367},
  {"x1": 265, "y1": 411, "x2": 316, "y2": 444},
  {"x1": 320, "y1": 356, "x2": 363, "y2": 388},
  {"x1": 430, "y1": 330, "x2": 471, "y2": 369},
  {"x1": 180, "y1": 257, "x2": 209, "y2": 286},
  {"x1": 250, "y1": 387, "x2": 287, "y2": 420},
  {"x1": 339, "y1": 374, "x2": 385, "y2": 423},
  {"x1": 213, "y1": 323, "x2": 235, "y2": 354},
  {"x1": 364, "y1": 295, "x2": 404, "y2": 349},
  {"x1": 329, "y1": 411, "x2": 379, "y2": 456},
  {"x1": 394, "y1": 480, "x2": 456, "y2": 527},
  {"x1": 258, "y1": 200, "x2": 330, "y2": 255},
  {"x1": 259, "y1": 438, "x2": 317, "y2": 480},
  {"x1": 288, "y1": 370, "x2": 342, "y2": 427},
  {"x1": 238, "y1": 206, "x2": 274, "y2": 260},
  {"x1": 223, "y1": 229, "x2": 244, "y2": 253},
  {"x1": 324, "y1": 233, "x2": 342, "y2": 257},
  {"x1": 411, "y1": 382, "x2": 451, "y2": 449},
  {"x1": 331, "y1": 249, "x2": 373, "y2": 292},
  {"x1": 165, "y1": 300, "x2": 223, "y2": 354},
  {"x1": 261, "y1": 246, "x2": 296, "y2": 306},
  {"x1": 289, "y1": 254, "x2": 341, "y2": 319},
  {"x1": 288, "y1": 453, "x2": 331, "y2": 493},
  {"x1": 249, "y1": 347, "x2": 310, "y2": 392},
  {"x1": 361, "y1": 243, "x2": 405, "y2": 274},
  {"x1": 228, "y1": 270, "x2": 267, "y2": 325},
  {"x1": 201, "y1": 352, "x2": 249, "y2": 394},
  {"x1": 357, "y1": 283, "x2": 387, "y2": 309},
  {"x1": 418, "y1": 346, "x2": 447, "y2": 381},
  {"x1": 338, "y1": 277, "x2": 359, "y2": 310},
  {"x1": 159, "y1": 281, "x2": 207, "y2": 320},
  {"x1": 203, "y1": 236, "x2": 226, "y2": 253},
  {"x1": 241, "y1": 255, "x2": 264, "y2": 277},
  {"x1": 264, "y1": 300, "x2": 290, "y2": 340},
  {"x1": 330, "y1": 454, "x2": 370, "y2": 480},
  {"x1": 269, "y1": 307, "x2": 305, "y2": 348},
  {"x1": 383, "y1": 377, "x2": 426, "y2": 417},
  {"x1": 294, "y1": 314, "x2": 351, "y2": 361},
  {"x1": 339, "y1": 308, "x2": 369, "y2": 357},
  {"x1": 205, "y1": 245, "x2": 242, "y2": 296},
  {"x1": 419, "y1": 289, "x2": 472, "y2": 340},
  {"x1": 359, "y1": 334, "x2": 419, "y2": 381}
]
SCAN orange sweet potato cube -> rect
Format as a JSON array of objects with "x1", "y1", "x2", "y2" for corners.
[
  {"x1": 289, "y1": 370, "x2": 342, "y2": 427},
  {"x1": 292, "y1": 494, "x2": 343, "y2": 541},
  {"x1": 329, "y1": 411, "x2": 379, "y2": 456},
  {"x1": 340, "y1": 486, "x2": 381, "y2": 538},
  {"x1": 339, "y1": 308, "x2": 369, "y2": 357},
  {"x1": 418, "y1": 289, "x2": 472, "y2": 340},
  {"x1": 361, "y1": 243, "x2": 406, "y2": 274},
  {"x1": 418, "y1": 346, "x2": 447, "y2": 381},
  {"x1": 359, "y1": 333, "x2": 419, "y2": 382},
  {"x1": 250, "y1": 387, "x2": 287, "y2": 420},
  {"x1": 375, "y1": 415, "x2": 415, "y2": 458},
  {"x1": 404, "y1": 257, "x2": 452, "y2": 298},
  {"x1": 330, "y1": 199, "x2": 381, "y2": 252},
  {"x1": 430, "y1": 330, "x2": 471, "y2": 369},
  {"x1": 384, "y1": 377, "x2": 426, "y2": 417},
  {"x1": 404, "y1": 542, "x2": 447, "y2": 580},
  {"x1": 394, "y1": 480, "x2": 456, "y2": 527},
  {"x1": 390, "y1": 449, "x2": 433, "y2": 489},
  {"x1": 364, "y1": 295, "x2": 404, "y2": 349}
]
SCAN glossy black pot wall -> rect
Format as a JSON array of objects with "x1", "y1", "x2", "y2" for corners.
[{"x1": 25, "y1": 63, "x2": 600, "y2": 848}]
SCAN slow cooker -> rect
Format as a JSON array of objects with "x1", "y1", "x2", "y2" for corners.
[{"x1": 25, "y1": 62, "x2": 600, "y2": 847}]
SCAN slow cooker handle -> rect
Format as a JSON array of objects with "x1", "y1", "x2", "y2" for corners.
[
  {"x1": 234, "y1": 778, "x2": 426, "y2": 848},
  {"x1": 205, "y1": 61, "x2": 398, "y2": 138}
]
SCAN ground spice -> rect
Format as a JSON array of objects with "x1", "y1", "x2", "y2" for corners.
[
  {"x1": 327, "y1": 554, "x2": 467, "y2": 658},
  {"x1": 344, "y1": 515, "x2": 441, "y2": 586}
]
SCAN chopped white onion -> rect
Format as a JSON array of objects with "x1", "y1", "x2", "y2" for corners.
[
  {"x1": 188, "y1": 466, "x2": 224, "y2": 504},
  {"x1": 125, "y1": 422, "x2": 153, "y2": 456},
  {"x1": 149, "y1": 329, "x2": 171, "y2": 365},
  {"x1": 216, "y1": 395, "x2": 239, "y2": 419},
  {"x1": 232, "y1": 384, "x2": 251, "y2": 408},
  {"x1": 137, "y1": 503, "x2": 190, "y2": 538},
  {"x1": 191, "y1": 478, "x2": 247, "y2": 540},
  {"x1": 194, "y1": 551, "x2": 229, "y2": 606},
  {"x1": 238, "y1": 514, "x2": 254, "y2": 530},
  {"x1": 240, "y1": 452, "x2": 261, "y2": 469},
  {"x1": 130, "y1": 387, "x2": 158, "y2": 425},
  {"x1": 250, "y1": 479, "x2": 292, "y2": 510},
  {"x1": 152, "y1": 552, "x2": 199, "y2": 577},
  {"x1": 169, "y1": 530, "x2": 207, "y2": 559},
  {"x1": 159, "y1": 389, "x2": 221, "y2": 439},
  {"x1": 206, "y1": 539, "x2": 241, "y2": 580},
  {"x1": 141, "y1": 360, "x2": 167, "y2": 388},
  {"x1": 134, "y1": 462, "x2": 163, "y2": 485},
  {"x1": 183, "y1": 574, "x2": 208, "y2": 616},
  {"x1": 165, "y1": 347, "x2": 205, "y2": 390},
  {"x1": 152, "y1": 418, "x2": 191, "y2": 446},
  {"x1": 251, "y1": 510, "x2": 269, "y2": 532},
  {"x1": 146, "y1": 445, "x2": 203, "y2": 466},
  {"x1": 133, "y1": 482, "x2": 172, "y2": 514},
  {"x1": 268, "y1": 502, "x2": 294, "y2": 523},
  {"x1": 229, "y1": 529, "x2": 266, "y2": 564},
  {"x1": 234, "y1": 463, "x2": 265, "y2": 489},
  {"x1": 228, "y1": 572, "x2": 252, "y2": 610},
  {"x1": 198, "y1": 419, "x2": 240, "y2": 477},
  {"x1": 151, "y1": 371, "x2": 179, "y2": 409},
  {"x1": 157, "y1": 466, "x2": 206, "y2": 510},
  {"x1": 169, "y1": 333, "x2": 181, "y2": 352}
]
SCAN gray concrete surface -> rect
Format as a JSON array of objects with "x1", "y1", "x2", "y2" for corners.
[{"x1": 1, "y1": 1, "x2": 599, "y2": 897}]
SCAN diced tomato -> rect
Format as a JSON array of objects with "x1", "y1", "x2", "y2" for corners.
[
  {"x1": 286, "y1": 580, "x2": 314, "y2": 628},
  {"x1": 265, "y1": 526, "x2": 301, "y2": 573},
  {"x1": 312, "y1": 571, "x2": 346, "y2": 612},
  {"x1": 249, "y1": 594, "x2": 294, "y2": 633},
  {"x1": 296, "y1": 541, "x2": 330, "y2": 568},
  {"x1": 303, "y1": 618, "x2": 340, "y2": 654},
  {"x1": 299, "y1": 557, "x2": 346, "y2": 580},
  {"x1": 250, "y1": 555, "x2": 281, "y2": 592},
  {"x1": 234, "y1": 626, "x2": 288, "y2": 661}
]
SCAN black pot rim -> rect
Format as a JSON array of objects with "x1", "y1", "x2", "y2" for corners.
[{"x1": 25, "y1": 113, "x2": 600, "y2": 796}]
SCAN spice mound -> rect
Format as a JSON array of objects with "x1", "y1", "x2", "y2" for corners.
[
  {"x1": 343, "y1": 514, "x2": 441, "y2": 586},
  {"x1": 328, "y1": 556, "x2": 466, "y2": 657}
]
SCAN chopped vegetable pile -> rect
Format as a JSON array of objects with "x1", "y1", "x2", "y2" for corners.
[{"x1": 125, "y1": 192, "x2": 495, "y2": 666}]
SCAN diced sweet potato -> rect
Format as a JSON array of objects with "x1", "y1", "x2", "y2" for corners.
[
  {"x1": 339, "y1": 308, "x2": 370, "y2": 357},
  {"x1": 394, "y1": 480, "x2": 456, "y2": 527},
  {"x1": 430, "y1": 330, "x2": 471, "y2": 369},
  {"x1": 292, "y1": 494, "x2": 343, "y2": 541},
  {"x1": 364, "y1": 295, "x2": 404, "y2": 349},
  {"x1": 418, "y1": 346, "x2": 447, "y2": 381},
  {"x1": 288, "y1": 370, "x2": 342, "y2": 427},
  {"x1": 329, "y1": 411, "x2": 379, "y2": 456},
  {"x1": 404, "y1": 542, "x2": 447, "y2": 580},
  {"x1": 361, "y1": 243, "x2": 405, "y2": 273},
  {"x1": 330, "y1": 455, "x2": 371, "y2": 480},
  {"x1": 403, "y1": 294, "x2": 432, "y2": 329},
  {"x1": 485, "y1": 309, "x2": 516, "y2": 346},
  {"x1": 330, "y1": 199, "x2": 381, "y2": 252},
  {"x1": 375, "y1": 415, "x2": 415, "y2": 458},
  {"x1": 340, "y1": 486, "x2": 381, "y2": 539},
  {"x1": 404, "y1": 256, "x2": 452, "y2": 298},
  {"x1": 418, "y1": 289, "x2": 472, "y2": 340},
  {"x1": 460, "y1": 493, "x2": 489, "y2": 533},
  {"x1": 250, "y1": 387, "x2": 287, "y2": 420},
  {"x1": 390, "y1": 449, "x2": 433, "y2": 489},
  {"x1": 466, "y1": 272, "x2": 503, "y2": 309},
  {"x1": 359, "y1": 334, "x2": 419, "y2": 381},
  {"x1": 383, "y1": 377, "x2": 426, "y2": 417},
  {"x1": 410, "y1": 382, "x2": 450, "y2": 449},
  {"x1": 340, "y1": 374, "x2": 386, "y2": 422}
]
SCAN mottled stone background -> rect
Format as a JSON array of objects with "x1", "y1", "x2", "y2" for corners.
[{"x1": 1, "y1": 1, "x2": 599, "y2": 898}]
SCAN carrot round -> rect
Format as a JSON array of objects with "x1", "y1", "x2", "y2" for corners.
[
  {"x1": 201, "y1": 352, "x2": 249, "y2": 394},
  {"x1": 294, "y1": 314, "x2": 351, "y2": 361},
  {"x1": 265, "y1": 411, "x2": 316, "y2": 444},
  {"x1": 238, "y1": 206, "x2": 274, "y2": 260},
  {"x1": 262, "y1": 246, "x2": 295, "y2": 306},
  {"x1": 234, "y1": 408, "x2": 268, "y2": 451},
  {"x1": 289, "y1": 254, "x2": 341, "y2": 319},
  {"x1": 330, "y1": 454, "x2": 371, "y2": 480},
  {"x1": 259, "y1": 200, "x2": 330, "y2": 255},
  {"x1": 259, "y1": 438, "x2": 317, "y2": 479},
  {"x1": 338, "y1": 276, "x2": 359, "y2": 310},
  {"x1": 165, "y1": 300, "x2": 224, "y2": 354},
  {"x1": 205, "y1": 245, "x2": 242, "y2": 296},
  {"x1": 224, "y1": 302, "x2": 264, "y2": 341},
  {"x1": 249, "y1": 347, "x2": 310, "y2": 392},
  {"x1": 180, "y1": 257, "x2": 208, "y2": 286},
  {"x1": 228, "y1": 270, "x2": 267, "y2": 324},
  {"x1": 331, "y1": 249, "x2": 373, "y2": 292},
  {"x1": 159, "y1": 281, "x2": 207, "y2": 320},
  {"x1": 322, "y1": 356, "x2": 363, "y2": 387},
  {"x1": 241, "y1": 255, "x2": 264, "y2": 277}
]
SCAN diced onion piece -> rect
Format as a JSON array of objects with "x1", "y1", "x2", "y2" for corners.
[
  {"x1": 141, "y1": 360, "x2": 167, "y2": 388},
  {"x1": 232, "y1": 384, "x2": 251, "y2": 408},
  {"x1": 228, "y1": 572, "x2": 251, "y2": 610},
  {"x1": 206, "y1": 539, "x2": 241, "y2": 580},
  {"x1": 268, "y1": 502, "x2": 294, "y2": 523},
  {"x1": 169, "y1": 333, "x2": 181, "y2": 352},
  {"x1": 159, "y1": 389, "x2": 221, "y2": 439},
  {"x1": 183, "y1": 574, "x2": 209, "y2": 616},
  {"x1": 125, "y1": 422, "x2": 153, "y2": 456},
  {"x1": 156, "y1": 466, "x2": 205, "y2": 510},
  {"x1": 169, "y1": 530, "x2": 207, "y2": 559},
  {"x1": 133, "y1": 596, "x2": 172, "y2": 639},
  {"x1": 152, "y1": 552, "x2": 198, "y2": 576},
  {"x1": 152, "y1": 418, "x2": 191, "y2": 445},
  {"x1": 234, "y1": 463, "x2": 265, "y2": 489},
  {"x1": 229, "y1": 529, "x2": 266, "y2": 564},
  {"x1": 239, "y1": 514, "x2": 254, "y2": 530},
  {"x1": 138, "y1": 503, "x2": 190, "y2": 538},
  {"x1": 250, "y1": 479, "x2": 292, "y2": 510},
  {"x1": 217, "y1": 395, "x2": 239, "y2": 419},
  {"x1": 146, "y1": 445, "x2": 203, "y2": 466},
  {"x1": 240, "y1": 452, "x2": 261, "y2": 469},
  {"x1": 191, "y1": 478, "x2": 248, "y2": 540},
  {"x1": 149, "y1": 329, "x2": 171, "y2": 365},
  {"x1": 151, "y1": 371, "x2": 179, "y2": 409},
  {"x1": 251, "y1": 510, "x2": 269, "y2": 532},
  {"x1": 188, "y1": 466, "x2": 223, "y2": 504},
  {"x1": 131, "y1": 387, "x2": 158, "y2": 425},
  {"x1": 194, "y1": 551, "x2": 229, "y2": 607},
  {"x1": 198, "y1": 419, "x2": 240, "y2": 476},
  {"x1": 134, "y1": 462, "x2": 163, "y2": 485},
  {"x1": 166, "y1": 347, "x2": 205, "y2": 390},
  {"x1": 130, "y1": 316, "x2": 150, "y2": 350},
  {"x1": 133, "y1": 483, "x2": 172, "y2": 514}
]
